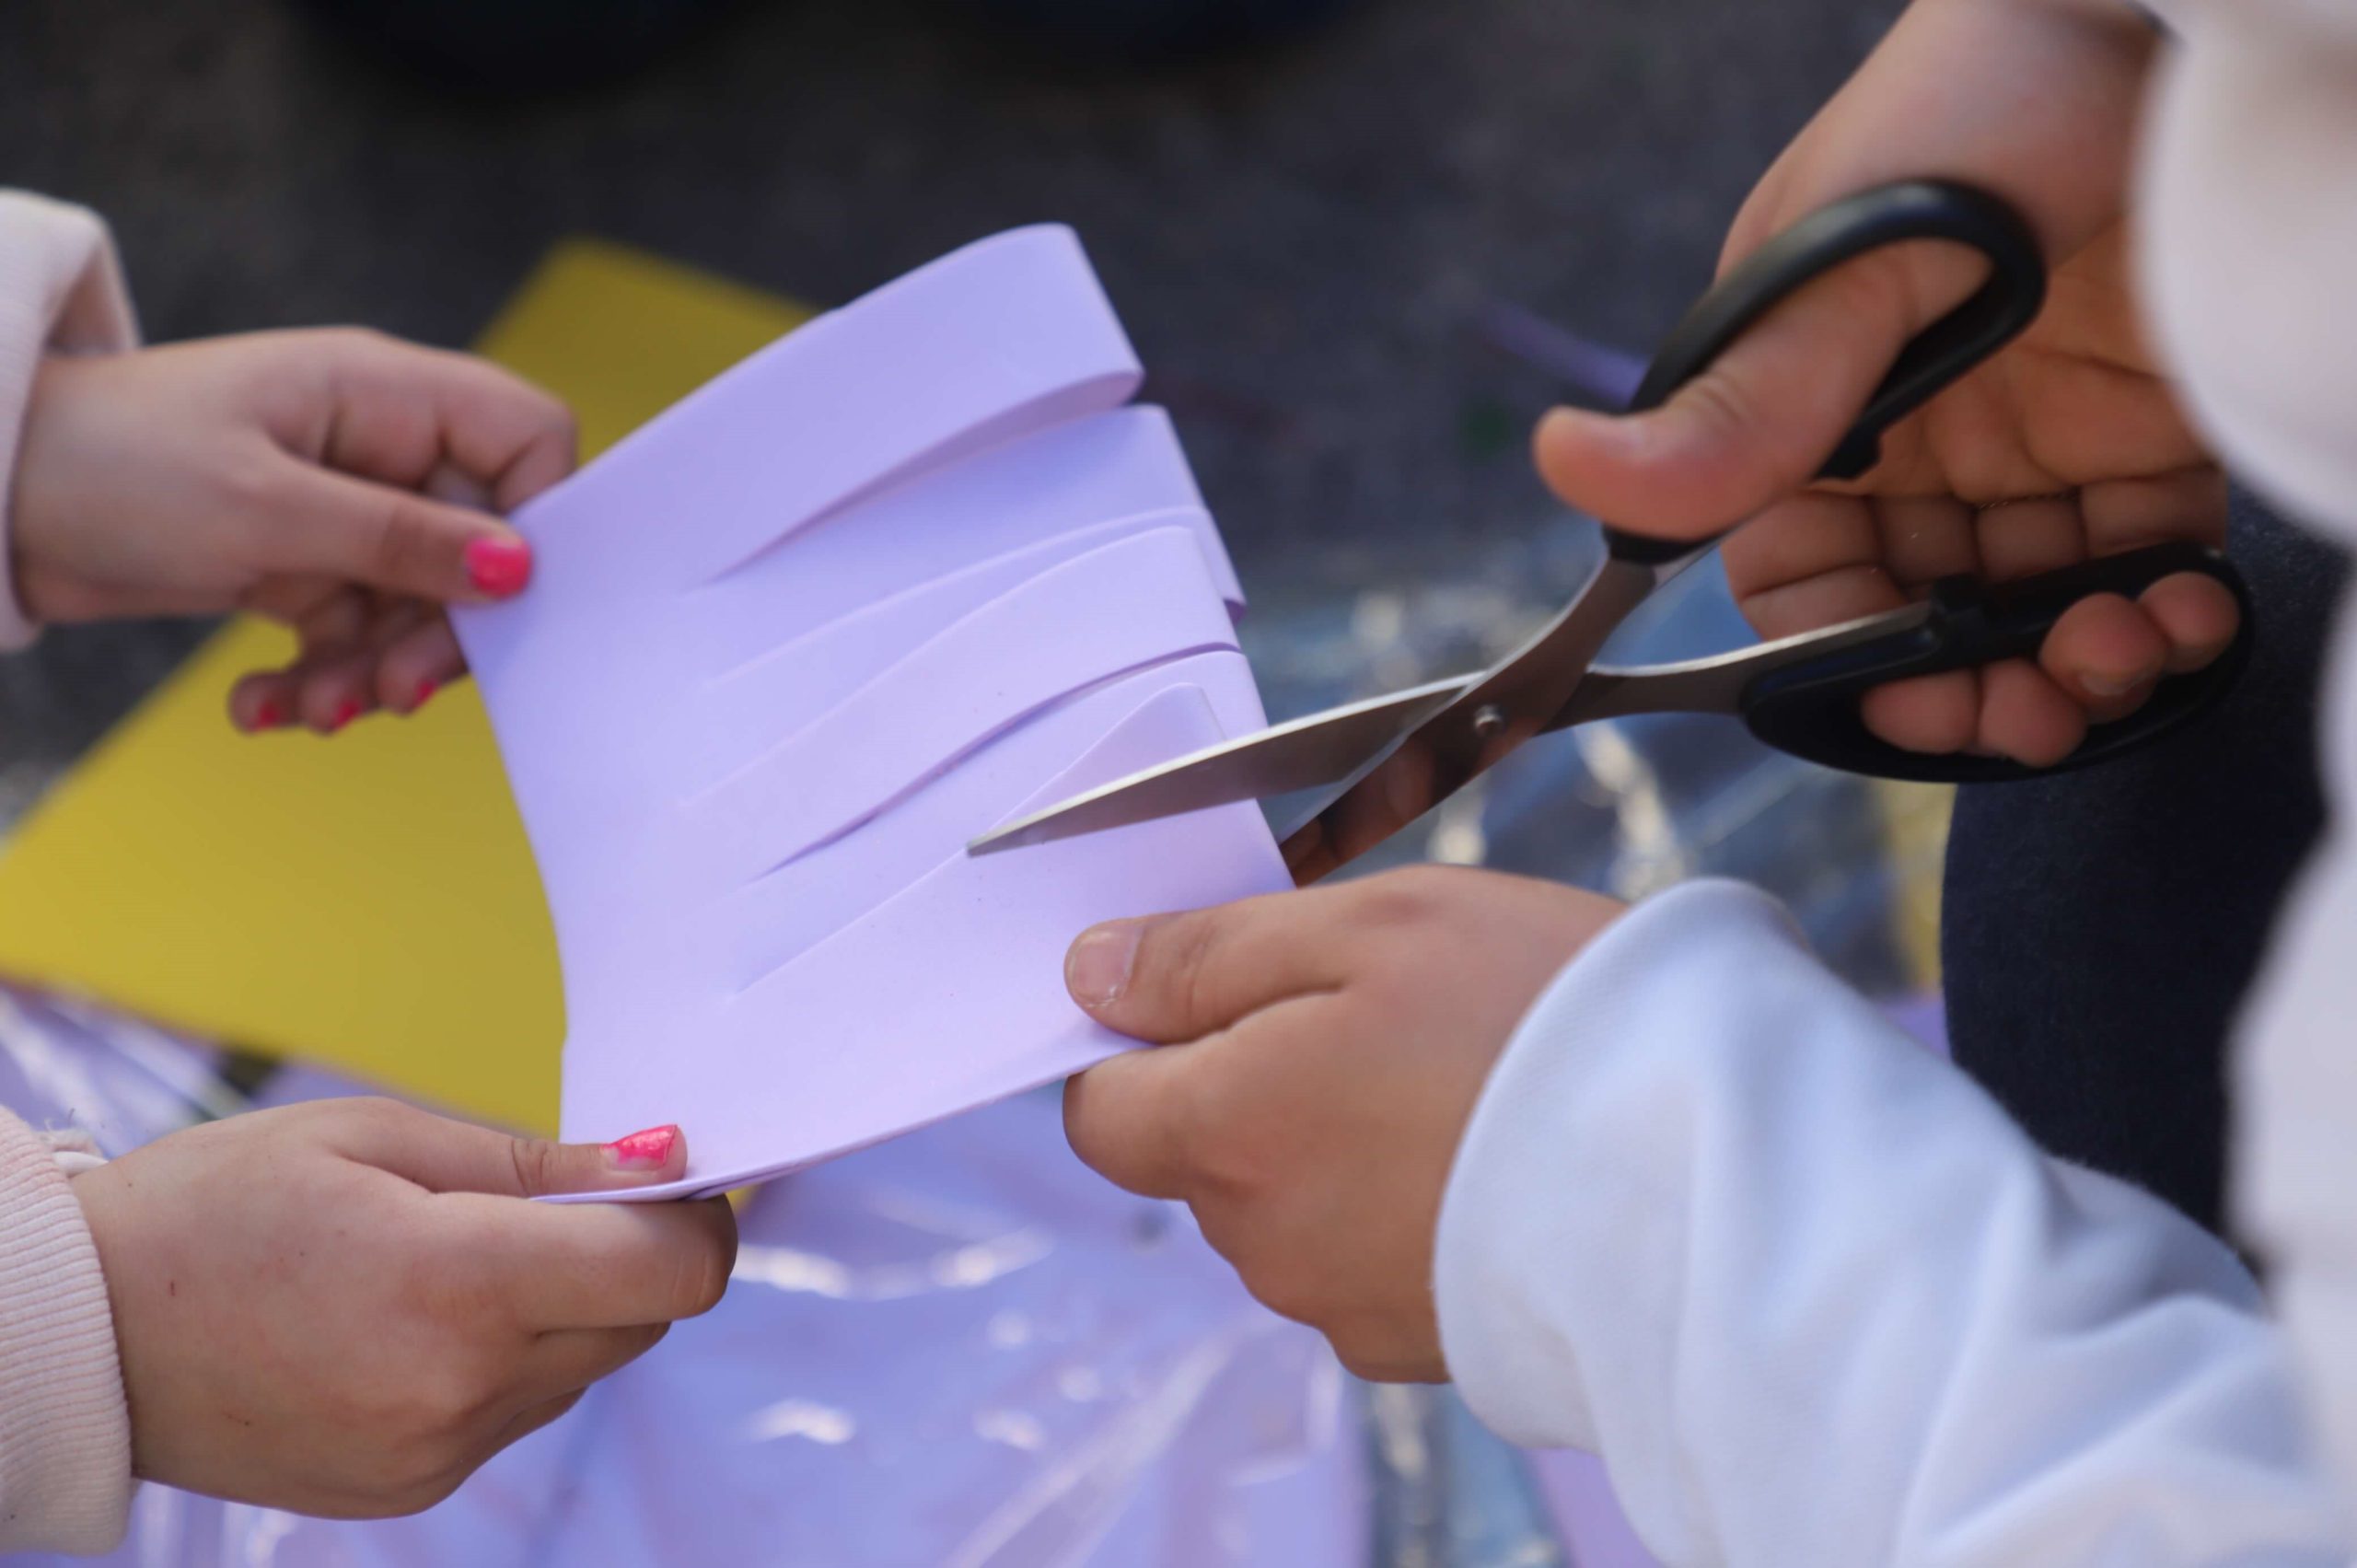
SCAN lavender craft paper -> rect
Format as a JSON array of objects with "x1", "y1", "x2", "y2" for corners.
[
  {"x1": 722, "y1": 649, "x2": 1268, "y2": 987},
  {"x1": 700, "y1": 525, "x2": 1242, "y2": 877},
  {"x1": 514, "y1": 226, "x2": 1146, "y2": 588},
  {"x1": 691, "y1": 507, "x2": 1228, "y2": 782},
  {"x1": 693, "y1": 404, "x2": 1243, "y2": 672},
  {"x1": 454, "y1": 227, "x2": 1290, "y2": 1200},
  {"x1": 555, "y1": 684, "x2": 1283, "y2": 1202}
]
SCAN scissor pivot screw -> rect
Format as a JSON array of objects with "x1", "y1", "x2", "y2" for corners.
[{"x1": 1471, "y1": 704, "x2": 1508, "y2": 738}]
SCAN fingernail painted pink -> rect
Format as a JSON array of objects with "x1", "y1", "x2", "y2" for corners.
[
  {"x1": 252, "y1": 699, "x2": 283, "y2": 730},
  {"x1": 413, "y1": 678, "x2": 439, "y2": 710},
  {"x1": 465, "y1": 537, "x2": 533, "y2": 598},
  {"x1": 604, "y1": 1124, "x2": 680, "y2": 1171},
  {"x1": 331, "y1": 699, "x2": 361, "y2": 732}
]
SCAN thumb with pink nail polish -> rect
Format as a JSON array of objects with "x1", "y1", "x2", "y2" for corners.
[{"x1": 489, "y1": 1123, "x2": 692, "y2": 1196}]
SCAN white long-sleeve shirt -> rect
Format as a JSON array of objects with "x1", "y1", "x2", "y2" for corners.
[{"x1": 1434, "y1": 4, "x2": 2357, "y2": 1563}]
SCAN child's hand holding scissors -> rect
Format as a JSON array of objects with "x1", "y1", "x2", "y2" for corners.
[{"x1": 1539, "y1": 0, "x2": 2238, "y2": 767}]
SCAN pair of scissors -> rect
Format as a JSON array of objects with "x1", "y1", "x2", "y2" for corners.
[{"x1": 968, "y1": 180, "x2": 2253, "y2": 880}]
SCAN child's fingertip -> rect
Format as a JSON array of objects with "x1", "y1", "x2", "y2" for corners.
[
  {"x1": 2164, "y1": 636, "x2": 2233, "y2": 676},
  {"x1": 1066, "y1": 921, "x2": 1147, "y2": 1008},
  {"x1": 601, "y1": 1124, "x2": 683, "y2": 1175},
  {"x1": 229, "y1": 678, "x2": 291, "y2": 733},
  {"x1": 463, "y1": 534, "x2": 533, "y2": 598},
  {"x1": 2074, "y1": 660, "x2": 2160, "y2": 700},
  {"x1": 2139, "y1": 572, "x2": 2243, "y2": 669},
  {"x1": 1532, "y1": 404, "x2": 1585, "y2": 450},
  {"x1": 1531, "y1": 405, "x2": 1614, "y2": 479},
  {"x1": 387, "y1": 675, "x2": 438, "y2": 715}
]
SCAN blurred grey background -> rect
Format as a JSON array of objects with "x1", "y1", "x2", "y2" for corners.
[{"x1": 0, "y1": 0, "x2": 1898, "y2": 796}]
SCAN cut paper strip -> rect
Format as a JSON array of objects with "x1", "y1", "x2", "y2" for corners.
[
  {"x1": 688, "y1": 506, "x2": 1228, "y2": 782},
  {"x1": 533, "y1": 226, "x2": 1143, "y2": 587},
  {"x1": 699, "y1": 525, "x2": 1241, "y2": 878},
  {"x1": 453, "y1": 226, "x2": 1286, "y2": 1195},
  {"x1": 549, "y1": 683, "x2": 1288, "y2": 1201},
  {"x1": 691, "y1": 404, "x2": 1241, "y2": 678},
  {"x1": 719, "y1": 648, "x2": 1266, "y2": 987}
]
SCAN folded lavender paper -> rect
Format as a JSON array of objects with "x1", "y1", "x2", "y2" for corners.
[{"x1": 454, "y1": 227, "x2": 1288, "y2": 1200}]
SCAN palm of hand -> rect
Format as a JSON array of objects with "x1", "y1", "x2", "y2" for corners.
[{"x1": 1721, "y1": 227, "x2": 2237, "y2": 764}]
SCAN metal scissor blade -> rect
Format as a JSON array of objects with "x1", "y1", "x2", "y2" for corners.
[
  {"x1": 1272, "y1": 553, "x2": 1660, "y2": 877},
  {"x1": 967, "y1": 594, "x2": 1948, "y2": 858},
  {"x1": 966, "y1": 675, "x2": 1468, "y2": 854}
]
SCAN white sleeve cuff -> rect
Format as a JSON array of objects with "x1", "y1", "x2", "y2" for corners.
[
  {"x1": 0, "y1": 1108, "x2": 132, "y2": 1554},
  {"x1": 0, "y1": 191, "x2": 141, "y2": 652},
  {"x1": 1435, "y1": 877, "x2": 1805, "y2": 1452}
]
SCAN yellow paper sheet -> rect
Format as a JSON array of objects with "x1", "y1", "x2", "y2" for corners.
[
  {"x1": 0, "y1": 241, "x2": 811, "y2": 1133},
  {"x1": 1872, "y1": 779, "x2": 1955, "y2": 992}
]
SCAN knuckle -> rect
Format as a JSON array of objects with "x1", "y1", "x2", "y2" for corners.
[
  {"x1": 1825, "y1": 248, "x2": 1912, "y2": 323},
  {"x1": 1062, "y1": 1076, "x2": 1118, "y2": 1173},
  {"x1": 400, "y1": 1238, "x2": 485, "y2": 1323},
  {"x1": 506, "y1": 1136, "x2": 564, "y2": 1198},
  {"x1": 1678, "y1": 369, "x2": 1769, "y2": 453},
  {"x1": 538, "y1": 396, "x2": 580, "y2": 455},
  {"x1": 1346, "y1": 866, "x2": 1457, "y2": 934},
  {"x1": 666, "y1": 1215, "x2": 735, "y2": 1318},
  {"x1": 1173, "y1": 1069, "x2": 1275, "y2": 1199},
  {"x1": 318, "y1": 323, "x2": 396, "y2": 359},
  {"x1": 340, "y1": 1095, "x2": 421, "y2": 1138},
  {"x1": 1161, "y1": 1070, "x2": 1221, "y2": 1179},
  {"x1": 216, "y1": 445, "x2": 294, "y2": 518},
  {"x1": 1141, "y1": 912, "x2": 1223, "y2": 1026},
  {"x1": 380, "y1": 1458, "x2": 472, "y2": 1518},
  {"x1": 1237, "y1": 1253, "x2": 1325, "y2": 1329},
  {"x1": 366, "y1": 495, "x2": 442, "y2": 585},
  {"x1": 686, "y1": 1246, "x2": 732, "y2": 1318},
  {"x1": 1333, "y1": 1336, "x2": 1408, "y2": 1384},
  {"x1": 391, "y1": 1363, "x2": 495, "y2": 1450}
]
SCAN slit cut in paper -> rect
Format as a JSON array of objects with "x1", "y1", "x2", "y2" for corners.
[{"x1": 453, "y1": 226, "x2": 1289, "y2": 1199}]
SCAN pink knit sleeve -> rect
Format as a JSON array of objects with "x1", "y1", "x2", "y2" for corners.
[
  {"x1": 0, "y1": 1106, "x2": 132, "y2": 1553},
  {"x1": 0, "y1": 191, "x2": 141, "y2": 651},
  {"x1": 0, "y1": 195, "x2": 140, "y2": 1553}
]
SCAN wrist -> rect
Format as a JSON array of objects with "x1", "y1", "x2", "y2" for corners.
[
  {"x1": 64, "y1": 1162, "x2": 154, "y2": 1481},
  {"x1": 0, "y1": 197, "x2": 139, "y2": 648},
  {"x1": 4, "y1": 355, "x2": 78, "y2": 627}
]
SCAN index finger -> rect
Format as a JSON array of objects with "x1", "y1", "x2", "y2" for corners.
[
  {"x1": 454, "y1": 1194, "x2": 738, "y2": 1331},
  {"x1": 308, "y1": 330, "x2": 578, "y2": 512},
  {"x1": 1065, "y1": 994, "x2": 1335, "y2": 1201}
]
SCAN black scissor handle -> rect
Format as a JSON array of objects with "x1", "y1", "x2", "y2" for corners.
[
  {"x1": 1607, "y1": 180, "x2": 2049, "y2": 569},
  {"x1": 1737, "y1": 541, "x2": 2252, "y2": 784}
]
